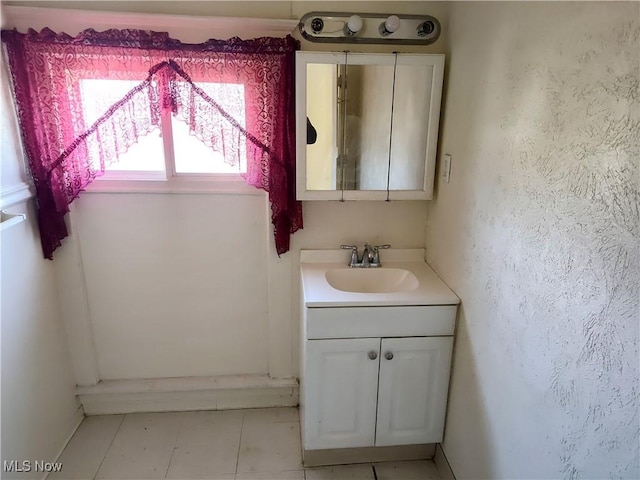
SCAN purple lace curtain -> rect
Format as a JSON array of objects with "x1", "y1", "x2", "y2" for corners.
[{"x1": 1, "y1": 28, "x2": 302, "y2": 259}]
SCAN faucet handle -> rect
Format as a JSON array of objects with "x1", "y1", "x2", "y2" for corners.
[
  {"x1": 372, "y1": 244, "x2": 391, "y2": 265},
  {"x1": 340, "y1": 244, "x2": 359, "y2": 267}
]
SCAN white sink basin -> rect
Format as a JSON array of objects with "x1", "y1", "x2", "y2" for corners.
[
  {"x1": 325, "y1": 268, "x2": 419, "y2": 293},
  {"x1": 300, "y1": 249, "x2": 461, "y2": 307}
]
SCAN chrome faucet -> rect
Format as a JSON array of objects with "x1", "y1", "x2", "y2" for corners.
[
  {"x1": 361, "y1": 243, "x2": 375, "y2": 267},
  {"x1": 340, "y1": 243, "x2": 391, "y2": 268}
]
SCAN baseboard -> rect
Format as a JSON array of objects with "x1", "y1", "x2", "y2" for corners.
[
  {"x1": 303, "y1": 444, "x2": 435, "y2": 467},
  {"x1": 77, "y1": 374, "x2": 299, "y2": 414},
  {"x1": 434, "y1": 443, "x2": 456, "y2": 480},
  {"x1": 43, "y1": 405, "x2": 84, "y2": 480}
]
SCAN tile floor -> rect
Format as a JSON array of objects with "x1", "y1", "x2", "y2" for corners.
[{"x1": 49, "y1": 407, "x2": 442, "y2": 480}]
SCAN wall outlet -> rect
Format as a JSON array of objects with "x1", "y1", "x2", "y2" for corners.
[{"x1": 442, "y1": 154, "x2": 452, "y2": 183}]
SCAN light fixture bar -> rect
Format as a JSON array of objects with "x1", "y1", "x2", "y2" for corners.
[{"x1": 298, "y1": 12, "x2": 441, "y2": 45}]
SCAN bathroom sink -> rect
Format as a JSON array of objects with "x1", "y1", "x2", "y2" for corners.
[
  {"x1": 300, "y1": 249, "x2": 460, "y2": 306},
  {"x1": 325, "y1": 268, "x2": 419, "y2": 294}
]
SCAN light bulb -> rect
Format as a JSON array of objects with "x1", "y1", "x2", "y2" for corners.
[
  {"x1": 417, "y1": 20, "x2": 436, "y2": 37},
  {"x1": 310, "y1": 17, "x2": 324, "y2": 34},
  {"x1": 345, "y1": 15, "x2": 363, "y2": 36},
  {"x1": 379, "y1": 15, "x2": 400, "y2": 36}
]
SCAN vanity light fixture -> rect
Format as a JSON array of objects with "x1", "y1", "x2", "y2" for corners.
[{"x1": 299, "y1": 12, "x2": 441, "y2": 45}]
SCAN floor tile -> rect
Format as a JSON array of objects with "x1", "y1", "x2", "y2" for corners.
[
  {"x1": 168, "y1": 476, "x2": 232, "y2": 480},
  {"x1": 53, "y1": 409, "x2": 440, "y2": 480},
  {"x1": 241, "y1": 407, "x2": 300, "y2": 424},
  {"x1": 166, "y1": 410, "x2": 243, "y2": 479},
  {"x1": 235, "y1": 471, "x2": 304, "y2": 480},
  {"x1": 49, "y1": 415, "x2": 124, "y2": 479},
  {"x1": 305, "y1": 464, "x2": 375, "y2": 480},
  {"x1": 374, "y1": 460, "x2": 441, "y2": 480},
  {"x1": 236, "y1": 420, "x2": 302, "y2": 473},
  {"x1": 95, "y1": 412, "x2": 185, "y2": 479}
]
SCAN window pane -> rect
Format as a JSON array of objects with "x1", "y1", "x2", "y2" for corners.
[
  {"x1": 172, "y1": 118, "x2": 246, "y2": 174},
  {"x1": 173, "y1": 82, "x2": 247, "y2": 174},
  {"x1": 102, "y1": 131, "x2": 165, "y2": 172},
  {"x1": 79, "y1": 79, "x2": 165, "y2": 172}
]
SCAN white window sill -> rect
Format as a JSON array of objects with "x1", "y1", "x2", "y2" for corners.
[{"x1": 84, "y1": 176, "x2": 264, "y2": 196}]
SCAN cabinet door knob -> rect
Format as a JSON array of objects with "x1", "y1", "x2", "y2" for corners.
[
  {"x1": 385, "y1": 351, "x2": 394, "y2": 360},
  {"x1": 368, "y1": 351, "x2": 378, "y2": 360}
]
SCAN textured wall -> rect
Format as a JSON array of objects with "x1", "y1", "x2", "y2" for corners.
[{"x1": 427, "y1": 2, "x2": 639, "y2": 478}]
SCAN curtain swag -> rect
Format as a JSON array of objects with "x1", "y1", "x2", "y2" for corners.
[{"x1": 1, "y1": 28, "x2": 302, "y2": 259}]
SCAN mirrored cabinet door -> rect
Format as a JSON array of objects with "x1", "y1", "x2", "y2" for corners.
[
  {"x1": 296, "y1": 52, "x2": 444, "y2": 201},
  {"x1": 340, "y1": 60, "x2": 395, "y2": 192},
  {"x1": 305, "y1": 60, "x2": 339, "y2": 192}
]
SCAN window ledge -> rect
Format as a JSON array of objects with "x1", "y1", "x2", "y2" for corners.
[
  {"x1": 0, "y1": 181, "x2": 33, "y2": 209},
  {"x1": 84, "y1": 177, "x2": 264, "y2": 196}
]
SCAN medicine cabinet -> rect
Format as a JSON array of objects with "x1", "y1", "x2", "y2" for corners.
[{"x1": 295, "y1": 51, "x2": 445, "y2": 201}]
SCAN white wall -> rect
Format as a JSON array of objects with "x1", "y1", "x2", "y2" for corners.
[
  {"x1": 427, "y1": 2, "x2": 639, "y2": 478},
  {"x1": 1, "y1": 55, "x2": 82, "y2": 478},
  {"x1": 73, "y1": 195, "x2": 432, "y2": 381},
  {"x1": 74, "y1": 192, "x2": 270, "y2": 380}
]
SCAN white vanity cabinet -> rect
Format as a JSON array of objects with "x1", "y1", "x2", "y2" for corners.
[
  {"x1": 304, "y1": 334, "x2": 453, "y2": 450},
  {"x1": 299, "y1": 249, "x2": 460, "y2": 461},
  {"x1": 301, "y1": 304, "x2": 457, "y2": 454}
]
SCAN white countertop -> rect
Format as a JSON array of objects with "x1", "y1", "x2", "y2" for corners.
[{"x1": 300, "y1": 249, "x2": 460, "y2": 307}]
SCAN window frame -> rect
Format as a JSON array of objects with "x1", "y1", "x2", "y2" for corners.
[
  {"x1": 87, "y1": 80, "x2": 252, "y2": 192},
  {"x1": 87, "y1": 108, "x2": 254, "y2": 196}
]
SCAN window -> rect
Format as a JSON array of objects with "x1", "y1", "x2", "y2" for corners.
[
  {"x1": 2, "y1": 27, "x2": 300, "y2": 258},
  {"x1": 79, "y1": 79, "x2": 247, "y2": 181}
]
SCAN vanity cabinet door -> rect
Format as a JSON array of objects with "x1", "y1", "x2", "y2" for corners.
[
  {"x1": 304, "y1": 338, "x2": 381, "y2": 450},
  {"x1": 375, "y1": 337, "x2": 453, "y2": 446}
]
